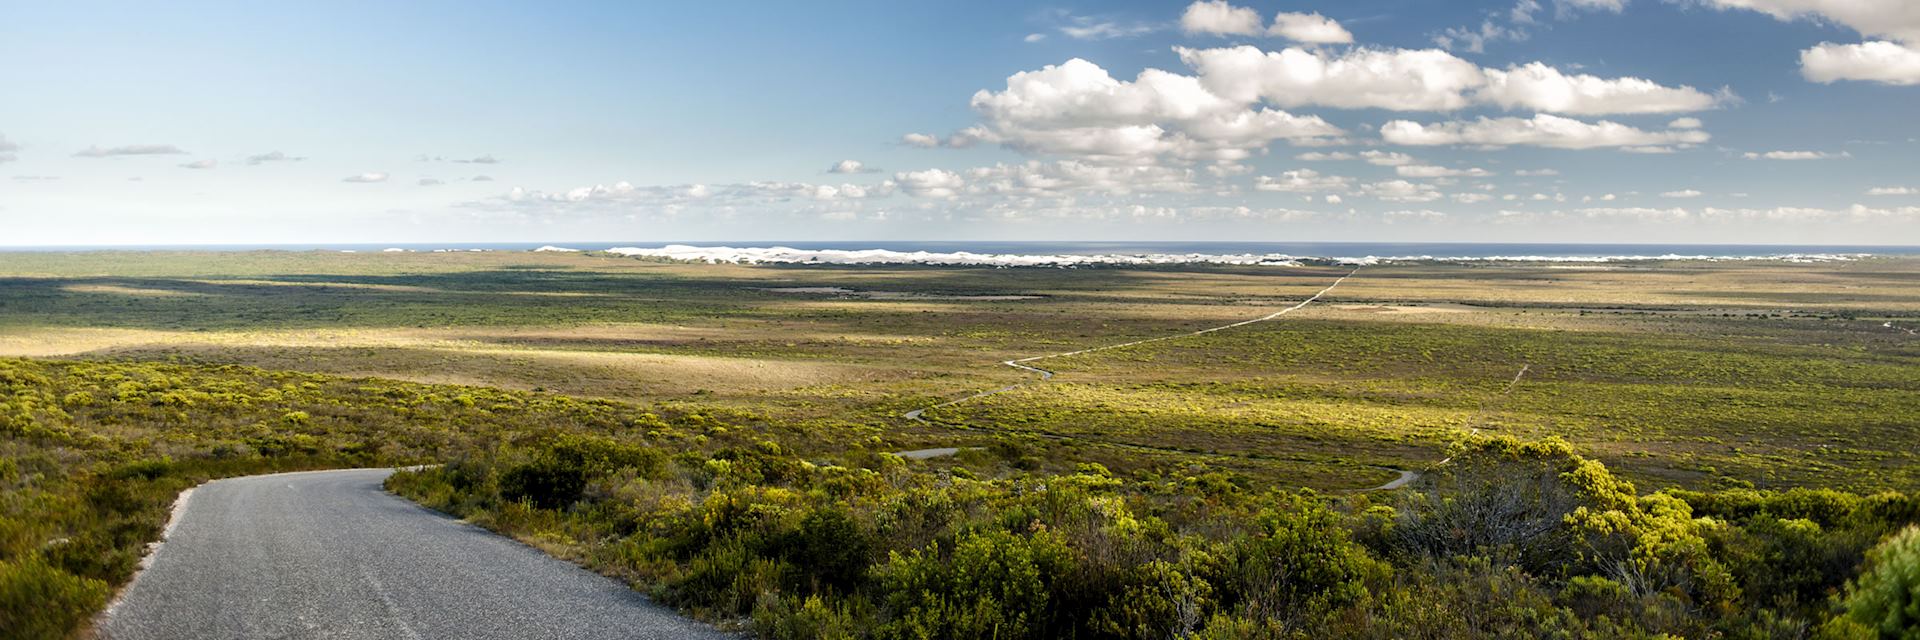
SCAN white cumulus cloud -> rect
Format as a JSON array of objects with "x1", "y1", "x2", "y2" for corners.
[
  {"x1": 929, "y1": 40, "x2": 1719, "y2": 167},
  {"x1": 1176, "y1": 45, "x2": 1718, "y2": 115},
  {"x1": 1380, "y1": 114, "x2": 1711, "y2": 150},
  {"x1": 1253, "y1": 168, "x2": 1351, "y2": 192},
  {"x1": 1361, "y1": 179, "x2": 1445, "y2": 202},
  {"x1": 1743, "y1": 150, "x2": 1850, "y2": 160},
  {"x1": 828, "y1": 160, "x2": 875, "y2": 174},
  {"x1": 1801, "y1": 41, "x2": 1920, "y2": 85},
  {"x1": 1360, "y1": 150, "x2": 1417, "y2": 166},
  {"x1": 893, "y1": 168, "x2": 965, "y2": 198},
  {"x1": 965, "y1": 57, "x2": 1341, "y2": 163},
  {"x1": 1268, "y1": 12, "x2": 1353, "y2": 43},
  {"x1": 1178, "y1": 45, "x2": 1487, "y2": 111},
  {"x1": 1396, "y1": 164, "x2": 1494, "y2": 178},
  {"x1": 1181, "y1": 2, "x2": 1354, "y2": 43},
  {"x1": 1697, "y1": 0, "x2": 1920, "y2": 84},
  {"x1": 967, "y1": 161, "x2": 1197, "y2": 195},
  {"x1": 1181, "y1": 0, "x2": 1264, "y2": 36},
  {"x1": 1696, "y1": 0, "x2": 1920, "y2": 43},
  {"x1": 1477, "y1": 62, "x2": 1724, "y2": 115}
]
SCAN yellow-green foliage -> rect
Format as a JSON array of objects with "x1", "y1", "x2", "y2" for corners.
[
  {"x1": 3, "y1": 253, "x2": 1918, "y2": 638},
  {"x1": 1826, "y1": 526, "x2": 1920, "y2": 639},
  {"x1": 7, "y1": 252, "x2": 1915, "y2": 492},
  {"x1": 0, "y1": 356, "x2": 756, "y2": 640},
  {"x1": 389, "y1": 426, "x2": 1920, "y2": 639}
]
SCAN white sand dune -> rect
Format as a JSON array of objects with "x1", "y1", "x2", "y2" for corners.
[{"x1": 600, "y1": 244, "x2": 1860, "y2": 267}]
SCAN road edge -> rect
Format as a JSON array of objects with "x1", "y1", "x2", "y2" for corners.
[
  {"x1": 84, "y1": 466, "x2": 430, "y2": 638},
  {"x1": 89, "y1": 483, "x2": 195, "y2": 635}
]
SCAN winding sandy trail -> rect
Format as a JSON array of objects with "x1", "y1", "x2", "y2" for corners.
[
  {"x1": 903, "y1": 267, "x2": 1360, "y2": 421},
  {"x1": 896, "y1": 267, "x2": 1419, "y2": 487},
  {"x1": 896, "y1": 268, "x2": 1544, "y2": 493},
  {"x1": 1364, "y1": 363, "x2": 1530, "y2": 491}
]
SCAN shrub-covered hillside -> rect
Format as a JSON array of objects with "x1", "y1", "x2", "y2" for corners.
[
  {"x1": 4, "y1": 353, "x2": 1917, "y2": 638},
  {"x1": 392, "y1": 431, "x2": 1920, "y2": 638},
  {"x1": 0, "y1": 357, "x2": 765, "y2": 639}
]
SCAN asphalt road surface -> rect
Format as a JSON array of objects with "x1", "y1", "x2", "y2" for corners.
[{"x1": 97, "y1": 468, "x2": 731, "y2": 640}]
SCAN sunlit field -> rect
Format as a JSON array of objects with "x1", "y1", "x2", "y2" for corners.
[
  {"x1": 6, "y1": 250, "x2": 1919, "y2": 639},
  {"x1": 4, "y1": 250, "x2": 1915, "y2": 492}
]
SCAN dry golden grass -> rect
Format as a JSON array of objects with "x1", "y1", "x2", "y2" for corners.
[
  {"x1": 0, "y1": 323, "x2": 903, "y2": 399},
  {"x1": 4, "y1": 250, "x2": 1914, "y2": 491},
  {"x1": 1329, "y1": 259, "x2": 1920, "y2": 312},
  {"x1": 57, "y1": 283, "x2": 207, "y2": 297}
]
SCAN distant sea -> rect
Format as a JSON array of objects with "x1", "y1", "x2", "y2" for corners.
[{"x1": 4, "y1": 241, "x2": 1918, "y2": 259}]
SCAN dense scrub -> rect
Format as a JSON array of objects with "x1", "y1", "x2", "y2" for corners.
[
  {"x1": 8, "y1": 253, "x2": 1915, "y2": 493},
  {"x1": 5, "y1": 253, "x2": 1918, "y2": 638},
  {"x1": 391, "y1": 433, "x2": 1920, "y2": 638},
  {"x1": 5, "y1": 353, "x2": 1917, "y2": 638},
  {"x1": 0, "y1": 357, "x2": 764, "y2": 639}
]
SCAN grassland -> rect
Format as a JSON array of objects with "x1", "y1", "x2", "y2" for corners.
[
  {"x1": 3, "y1": 249, "x2": 1918, "y2": 638},
  {"x1": 2, "y1": 251, "x2": 1914, "y2": 493}
]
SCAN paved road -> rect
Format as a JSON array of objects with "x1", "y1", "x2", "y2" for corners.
[{"x1": 97, "y1": 468, "x2": 731, "y2": 640}]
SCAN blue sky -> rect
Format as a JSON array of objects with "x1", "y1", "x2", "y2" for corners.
[{"x1": 2, "y1": 0, "x2": 1917, "y2": 245}]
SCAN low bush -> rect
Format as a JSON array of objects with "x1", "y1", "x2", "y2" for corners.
[{"x1": 0, "y1": 556, "x2": 109, "y2": 640}]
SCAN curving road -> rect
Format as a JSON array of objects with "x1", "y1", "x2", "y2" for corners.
[{"x1": 96, "y1": 468, "x2": 731, "y2": 640}]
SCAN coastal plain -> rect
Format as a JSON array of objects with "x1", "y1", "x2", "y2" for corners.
[{"x1": 5, "y1": 250, "x2": 1914, "y2": 492}]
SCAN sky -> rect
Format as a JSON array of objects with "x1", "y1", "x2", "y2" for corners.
[{"x1": 2, "y1": 0, "x2": 1918, "y2": 246}]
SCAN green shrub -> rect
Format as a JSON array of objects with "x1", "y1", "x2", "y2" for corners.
[
  {"x1": 500, "y1": 435, "x2": 669, "y2": 510},
  {"x1": 1713, "y1": 516, "x2": 1872, "y2": 616},
  {"x1": 780, "y1": 507, "x2": 873, "y2": 595},
  {"x1": 1097, "y1": 559, "x2": 1213, "y2": 639},
  {"x1": 877, "y1": 529, "x2": 1073, "y2": 640},
  {"x1": 500, "y1": 459, "x2": 588, "y2": 510},
  {"x1": 0, "y1": 556, "x2": 110, "y2": 640},
  {"x1": 673, "y1": 538, "x2": 787, "y2": 618},
  {"x1": 1829, "y1": 525, "x2": 1920, "y2": 639},
  {"x1": 1559, "y1": 574, "x2": 1631, "y2": 619},
  {"x1": 1215, "y1": 498, "x2": 1387, "y2": 629},
  {"x1": 1389, "y1": 437, "x2": 1597, "y2": 573},
  {"x1": 753, "y1": 593, "x2": 862, "y2": 640}
]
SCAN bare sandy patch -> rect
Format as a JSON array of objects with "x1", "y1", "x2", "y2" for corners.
[
  {"x1": 0, "y1": 328, "x2": 186, "y2": 357},
  {"x1": 0, "y1": 324, "x2": 903, "y2": 399},
  {"x1": 760, "y1": 287, "x2": 1041, "y2": 301},
  {"x1": 1332, "y1": 304, "x2": 1470, "y2": 315},
  {"x1": 60, "y1": 284, "x2": 207, "y2": 297},
  {"x1": 182, "y1": 344, "x2": 881, "y2": 397}
]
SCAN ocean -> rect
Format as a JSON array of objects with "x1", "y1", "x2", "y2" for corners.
[{"x1": 4, "y1": 241, "x2": 1918, "y2": 259}]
